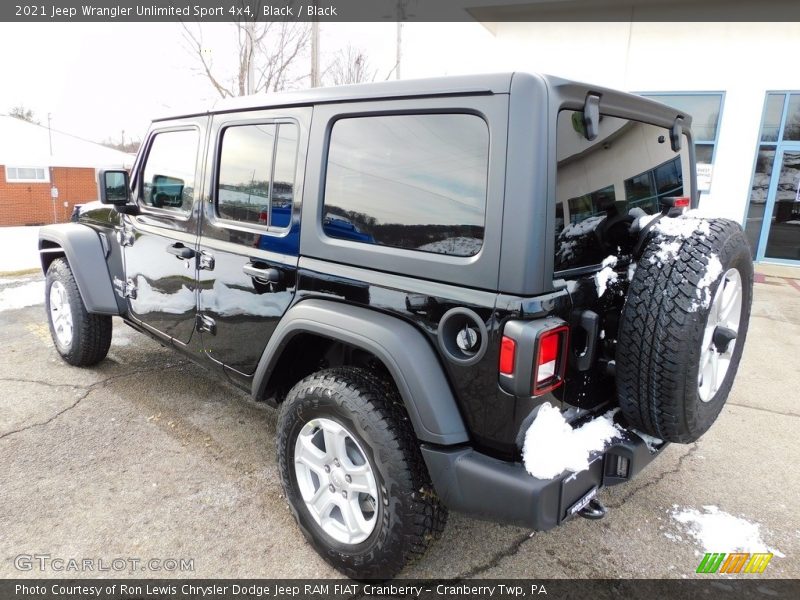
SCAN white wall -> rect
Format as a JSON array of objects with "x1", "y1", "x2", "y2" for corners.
[{"x1": 407, "y1": 22, "x2": 800, "y2": 225}]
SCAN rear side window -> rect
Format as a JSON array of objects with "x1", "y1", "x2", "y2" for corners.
[
  {"x1": 323, "y1": 113, "x2": 489, "y2": 257},
  {"x1": 217, "y1": 123, "x2": 298, "y2": 228},
  {"x1": 554, "y1": 110, "x2": 691, "y2": 271},
  {"x1": 141, "y1": 130, "x2": 199, "y2": 213}
]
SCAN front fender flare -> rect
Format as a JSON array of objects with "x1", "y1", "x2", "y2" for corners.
[
  {"x1": 252, "y1": 299, "x2": 469, "y2": 446},
  {"x1": 39, "y1": 223, "x2": 120, "y2": 315}
]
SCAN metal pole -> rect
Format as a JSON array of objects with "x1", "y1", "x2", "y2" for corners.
[
  {"x1": 246, "y1": 19, "x2": 255, "y2": 94},
  {"x1": 311, "y1": 20, "x2": 320, "y2": 87},
  {"x1": 396, "y1": 22, "x2": 402, "y2": 80},
  {"x1": 47, "y1": 113, "x2": 53, "y2": 156}
]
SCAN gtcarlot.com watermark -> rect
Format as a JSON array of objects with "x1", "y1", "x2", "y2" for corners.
[{"x1": 14, "y1": 554, "x2": 194, "y2": 573}]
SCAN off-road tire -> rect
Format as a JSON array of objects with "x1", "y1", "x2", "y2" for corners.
[
  {"x1": 277, "y1": 366, "x2": 447, "y2": 579},
  {"x1": 45, "y1": 258, "x2": 112, "y2": 366},
  {"x1": 616, "y1": 218, "x2": 753, "y2": 443}
]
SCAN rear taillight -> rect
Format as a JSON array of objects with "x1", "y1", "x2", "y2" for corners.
[
  {"x1": 673, "y1": 197, "x2": 691, "y2": 208},
  {"x1": 499, "y1": 336, "x2": 516, "y2": 375},
  {"x1": 532, "y1": 325, "x2": 569, "y2": 395},
  {"x1": 498, "y1": 319, "x2": 570, "y2": 397}
]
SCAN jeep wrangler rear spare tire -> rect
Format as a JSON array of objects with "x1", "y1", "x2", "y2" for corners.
[
  {"x1": 616, "y1": 218, "x2": 753, "y2": 443},
  {"x1": 45, "y1": 258, "x2": 112, "y2": 367},
  {"x1": 277, "y1": 366, "x2": 446, "y2": 579}
]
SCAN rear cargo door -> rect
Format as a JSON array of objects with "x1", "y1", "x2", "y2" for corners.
[{"x1": 553, "y1": 107, "x2": 694, "y2": 408}]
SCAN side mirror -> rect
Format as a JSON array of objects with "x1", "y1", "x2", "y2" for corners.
[{"x1": 98, "y1": 169, "x2": 131, "y2": 205}]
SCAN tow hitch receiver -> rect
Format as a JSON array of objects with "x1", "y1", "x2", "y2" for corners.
[
  {"x1": 578, "y1": 498, "x2": 607, "y2": 520},
  {"x1": 568, "y1": 486, "x2": 607, "y2": 520}
]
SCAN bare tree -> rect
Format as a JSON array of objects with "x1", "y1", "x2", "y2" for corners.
[
  {"x1": 181, "y1": 9, "x2": 310, "y2": 98},
  {"x1": 325, "y1": 45, "x2": 377, "y2": 86},
  {"x1": 9, "y1": 105, "x2": 39, "y2": 124}
]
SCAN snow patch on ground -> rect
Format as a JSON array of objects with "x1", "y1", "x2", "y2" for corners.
[
  {"x1": 671, "y1": 506, "x2": 785, "y2": 557},
  {"x1": 0, "y1": 280, "x2": 45, "y2": 311},
  {"x1": 522, "y1": 403, "x2": 622, "y2": 480},
  {"x1": 594, "y1": 255, "x2": 618, "y2": 297},
  {"x1": 0, "y1": 226, "x2": 41, "y2": 273}
]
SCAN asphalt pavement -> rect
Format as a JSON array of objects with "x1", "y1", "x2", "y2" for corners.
[{"x1": 0, "y1": 269, "x2": 797, "y2": 579}]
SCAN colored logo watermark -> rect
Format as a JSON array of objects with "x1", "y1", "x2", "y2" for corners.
[{"x1": 696, "y1": 552, "x2": 773, "y2": 574}]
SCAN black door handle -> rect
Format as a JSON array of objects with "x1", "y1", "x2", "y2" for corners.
[
  {"x1": 166, "y1": 243, "x2": 195, "y2": 259},
  {"x1": 243, "y1": 263, "x2": 281, "y2": 282}
]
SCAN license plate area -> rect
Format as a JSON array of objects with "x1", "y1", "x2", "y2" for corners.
[{"x1": 558, "y1": 454, "x2": 604, "y2": 523}]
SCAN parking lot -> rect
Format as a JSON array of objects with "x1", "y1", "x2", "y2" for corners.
[{"x1": 1, "y1": 267, "x2": 798, "y2": 579}]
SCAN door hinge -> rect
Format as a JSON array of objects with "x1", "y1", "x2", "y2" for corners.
[
  {"x1": 117, "y1": 228, "x2": 135, "y2": 247},
  {"x1": 197, "y1": 251, "x2": 215, "y2": 271},
  {"x1": 196, "y1": 313, "x2": 216, "y2": 335},
  {"x1": 124, "y1": 278, "x2": 137, "y2": 299}
]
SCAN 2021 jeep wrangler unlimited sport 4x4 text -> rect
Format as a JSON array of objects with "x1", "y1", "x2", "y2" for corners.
[{"x1": 39, "y1": 73, "x2": 752, "y2": 579}]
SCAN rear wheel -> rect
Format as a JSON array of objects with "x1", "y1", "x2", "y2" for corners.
[
  {"x1": 277, "y1": 367, "x2": 446, "y2": 579},
  {"x1": 616, "y1": 218, "x2": 753, "y2": 443},
  {"x1": 45, "y1": 258, "x2": 112, "y2": 366}
]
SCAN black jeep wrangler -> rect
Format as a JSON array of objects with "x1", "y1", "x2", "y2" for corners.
[{"x1": 38, "y1": 73, "x2": 752, "y2": 579}]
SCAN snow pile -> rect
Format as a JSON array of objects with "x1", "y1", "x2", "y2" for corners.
[
  {"x1": 671, "y1": 505, "x2": 784, "y2": 557},
  {"x1": 522, "y1": 403, "x2": 622, "y2": 479},
  {"x1": 594, "y1": 255, "x2": 618, "y2": 297},
  {"x1": 0, "y1": 280, "x2": 44, "y2": 311}
]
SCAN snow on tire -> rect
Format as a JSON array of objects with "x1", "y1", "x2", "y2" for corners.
[{"x1": 616, "y1": 217, "x2": 753, "y2": 443}]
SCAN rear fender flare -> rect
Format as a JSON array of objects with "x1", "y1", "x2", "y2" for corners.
[
  {"x1": 38, "y1": 223, "x2": 120, "y2": 315},
  {"x1": 252, "y1": 298, "x2": 469, "y2": 446}
]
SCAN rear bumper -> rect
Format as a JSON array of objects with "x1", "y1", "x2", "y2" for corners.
[{"x1": 421, "y1": 430, "x2": 666, "y2": 531}]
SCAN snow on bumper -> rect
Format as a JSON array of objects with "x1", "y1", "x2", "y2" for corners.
[{"x1": 420, "y1": 428, "x2": 667, "y2": 531}]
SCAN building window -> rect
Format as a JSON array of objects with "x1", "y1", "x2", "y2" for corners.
[
  {"x1": 216, "y1": 122, "x2": 298, "y2": 228},
  {"x1": 639, "y1": 93, "x2": 724, "y2": 190},
  {"x1": 5, "y1": 166, "x2": 49, "y2": 183},
  {"x1": 744, "y1": 92, "x2": 800, "y2": 260},
  {"x1": 323, "y1": 113, "x2": 489, "y2": 257}
]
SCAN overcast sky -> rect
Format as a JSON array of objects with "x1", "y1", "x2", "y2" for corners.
[{"x1": 0, "y1": 22, "x2": 495, "y2": 145}]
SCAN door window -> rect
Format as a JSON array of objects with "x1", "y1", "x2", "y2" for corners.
[
  {"x1": 141, "y1": 130, "x2": 199, "y2": 212},
  {"x1": 216, "y1": 122, "x2": 299, "y2": 228}
]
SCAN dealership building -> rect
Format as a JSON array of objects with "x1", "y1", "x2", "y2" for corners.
[
  {"x1": 472, "y1": 15, "x2": 800, "y2": 266},
  {"x1": 0, "y1": 115, "x2": 132, "y2": 226}
]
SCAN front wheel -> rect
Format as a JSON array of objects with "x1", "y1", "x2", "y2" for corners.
[
  {"x1": 277, "y1": 367, "x2": 446, "y2": 579},
  {"x1": 45, "y1": 258, "x2": 112, "y2": 366}
]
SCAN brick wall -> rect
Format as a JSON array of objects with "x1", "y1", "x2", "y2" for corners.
[{"x1": 0, "y1": 165, "x2": 99, "y2": 226}]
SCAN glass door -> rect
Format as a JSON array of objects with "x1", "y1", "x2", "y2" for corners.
[
  {"x1": 746, "y1": 92, "x2": 800, "y2": 263},
  {"x1": 759, "y1": 148, "x2": 800, "y2": 261}
]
